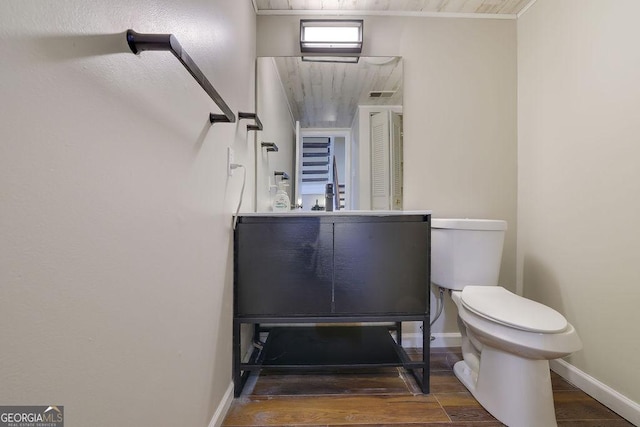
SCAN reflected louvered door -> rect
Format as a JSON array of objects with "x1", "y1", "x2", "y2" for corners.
[{"x1": 371, "y1": 112, "x2": 390, "y2": 210}]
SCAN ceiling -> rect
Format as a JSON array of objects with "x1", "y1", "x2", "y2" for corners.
[{"x1": 254, "y1": 0, "x2": 535, "y2": 18}]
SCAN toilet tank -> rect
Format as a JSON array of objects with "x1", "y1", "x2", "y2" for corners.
[{"x1": 431, "y1": 219, "x2": 507, "y2": 290}]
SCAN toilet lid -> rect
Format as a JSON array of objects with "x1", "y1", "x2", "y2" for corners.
[{"x1": 460, "y1": 286, "x2": 568, "y2": 333}]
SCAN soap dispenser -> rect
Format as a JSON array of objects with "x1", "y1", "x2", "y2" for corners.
[{"x1": 272, "y1": 179, "x2": 291, "y2": 212}]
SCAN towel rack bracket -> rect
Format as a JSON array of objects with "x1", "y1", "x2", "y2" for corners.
[
  {"x1": 238, "y1": 112, "x2": 263, "y2": 132},
  {"x1": 261, "y1": 142, "x2": 279, "y2": 152}
]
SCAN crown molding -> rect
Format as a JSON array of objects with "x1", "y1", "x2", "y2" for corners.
[{"x1": 255, "y1": 9, "x2": 517, "y2": 20}]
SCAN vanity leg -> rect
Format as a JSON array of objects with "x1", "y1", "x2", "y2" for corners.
[
  {"x1": 396, "y1": 321, "x2": 402, "y2": 346},
  {"x1": 232, "y1": 319, "x2": 242, "y2": 397},
  {"x1": 422, "y1": 316, "x2": 430, "y2": 393}
]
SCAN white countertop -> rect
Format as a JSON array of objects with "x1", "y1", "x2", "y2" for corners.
[{"x1": 238, "y1": 210, "x2": 432, "y2": 217}]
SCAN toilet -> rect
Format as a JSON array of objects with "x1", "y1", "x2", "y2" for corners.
[{"x1": 431, "y1": 218, "x2": 582, "y2": 427}]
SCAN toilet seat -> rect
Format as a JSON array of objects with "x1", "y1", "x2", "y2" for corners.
[{"x1": 460, "y1": 286, "x2": 568, "y2": 333}]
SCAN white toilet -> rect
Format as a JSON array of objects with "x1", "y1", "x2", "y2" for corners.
[{"x1": 431, "y1": 218, "x2": 582, "y2": 427}]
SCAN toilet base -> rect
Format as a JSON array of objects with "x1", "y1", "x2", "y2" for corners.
[{"x1": 453, "y1": 345, "x2": 557, "y2": 427}]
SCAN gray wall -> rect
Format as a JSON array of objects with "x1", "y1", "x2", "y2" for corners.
[
  {"x1": 518, "y1": 0, "x2": 640, "y2": 415},
  {"x1": 0, "y1": 1, "x2": 256, "y2": 425}
]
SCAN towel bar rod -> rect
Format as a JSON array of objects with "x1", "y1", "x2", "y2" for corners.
[{"x1": 126, "y1": 29, "x2": 236, "y2": 124}]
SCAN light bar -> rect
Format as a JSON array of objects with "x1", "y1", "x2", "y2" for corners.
[
  {"x1": 301, "y1": 56, "x2": 360, "y2": 64},
  {"x1": 300, "y1": 20, "x2": 363, "y2": 54}
]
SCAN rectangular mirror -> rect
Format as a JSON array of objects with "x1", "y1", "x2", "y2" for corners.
[{"x1": 256, "y1": 56, "x2": 403, "y2": 212}]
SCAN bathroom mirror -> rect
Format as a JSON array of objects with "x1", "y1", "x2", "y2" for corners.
[{"x1": 256, "y1": 56, "x2": 403, "y2": 212}]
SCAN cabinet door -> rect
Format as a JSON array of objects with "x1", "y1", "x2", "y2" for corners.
[
  {"x1": 236, "y1": 219, "x2": 333, "y2": 316},
  {"x1": 333, "y1": 221, "x2": 429, "y2": 315}
]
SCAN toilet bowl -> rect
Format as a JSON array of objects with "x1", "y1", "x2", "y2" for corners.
[{"x1": 431, "y1": 219, "x2": 582, "y2": 427}]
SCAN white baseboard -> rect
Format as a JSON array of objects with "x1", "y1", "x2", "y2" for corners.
[
  {"x1": 402, "y1": 332, "x2": 462, "y2": 348},
  {"x1": 550, "y1": 359, "x2": 640, "y2": 426},
  {"x1": 207, "y1": 381, "x2": 234, "y2": 427}
]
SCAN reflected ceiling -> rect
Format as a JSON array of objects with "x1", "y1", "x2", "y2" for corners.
[{"x1": 272, "y1": 56, "x2": 402, "y2": 128}]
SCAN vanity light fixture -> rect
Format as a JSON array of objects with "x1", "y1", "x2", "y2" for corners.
[
  {"x1": 302, "y1": 56, "x2": 359, "y2": 64},
  {"x1": 300, "y1": 19, "x2": 363, "y2": 55}
]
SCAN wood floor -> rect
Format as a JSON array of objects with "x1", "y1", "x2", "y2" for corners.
[{"x1": 222, "y1": 347, "x2": 634, "y2": 426}]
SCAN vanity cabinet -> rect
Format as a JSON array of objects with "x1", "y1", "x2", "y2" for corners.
[{"x1": 233, "y1": 212, "x2": 431, "y2": 396}]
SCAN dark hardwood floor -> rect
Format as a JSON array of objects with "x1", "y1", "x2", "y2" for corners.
[{"x1": 223, "y1": 347, "x2": 634, "y2": 426}]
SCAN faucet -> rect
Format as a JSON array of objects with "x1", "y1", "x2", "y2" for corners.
[{"x1": 325, "y1": 183, "x2": 334, "y2": 212}]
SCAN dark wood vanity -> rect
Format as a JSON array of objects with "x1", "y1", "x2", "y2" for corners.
[{"x1": 233, "y1": 211, "x2": 431, "y2": 396}]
